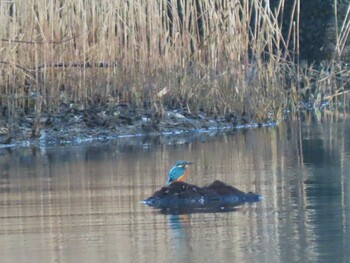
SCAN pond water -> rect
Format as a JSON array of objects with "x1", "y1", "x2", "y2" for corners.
[{"x1": 1, "y1": 114, "x2": 350, "y2": 263}]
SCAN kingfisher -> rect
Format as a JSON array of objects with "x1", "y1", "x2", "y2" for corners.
[{"x1": 166, "y1": 160, "x2": 193, "y2": 186}]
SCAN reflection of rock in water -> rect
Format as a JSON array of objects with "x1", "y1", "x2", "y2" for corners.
[{"x1": 143, "y1": 180, "x2": 262, "y2": 214}]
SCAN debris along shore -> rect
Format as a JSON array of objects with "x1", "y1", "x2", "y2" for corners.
[{"x1": 0, "y1": 102, "x2": 276, "y2": 148}]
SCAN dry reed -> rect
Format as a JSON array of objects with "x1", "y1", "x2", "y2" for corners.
[{"x1": 0, "y1": 0, "x2": 316, "y2": 138}]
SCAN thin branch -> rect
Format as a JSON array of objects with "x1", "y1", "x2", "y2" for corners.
[{"x1": 0, "y1": 37, "x2": 75, "y2": 45}]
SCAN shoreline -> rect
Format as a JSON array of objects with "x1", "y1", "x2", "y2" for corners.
[
  {"x1": 0, "y1": 105, "x2": 277, "y2": 149},
  {"x1": 2, "y1": 100, "x2": 348, "y2": 150}
]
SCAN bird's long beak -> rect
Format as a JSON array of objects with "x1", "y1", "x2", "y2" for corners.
[{"x1": 186, "y1": 162, "x2": 193, "y2": 167}]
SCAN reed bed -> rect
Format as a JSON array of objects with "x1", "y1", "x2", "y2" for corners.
[{"x1": 1, "y1": 0, "x2": 345, "y2": 139}]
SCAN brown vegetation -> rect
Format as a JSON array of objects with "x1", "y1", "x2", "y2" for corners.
[{"x1": 0, "y1": 0, "x2": 348, "y2": 142}]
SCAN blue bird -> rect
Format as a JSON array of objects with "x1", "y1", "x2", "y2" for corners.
[{"x1": 166, "y1": 160, "x2": 193, "y2": 186}]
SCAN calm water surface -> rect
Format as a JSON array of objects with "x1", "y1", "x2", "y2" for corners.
[{"x1": 1, "y1": 117, "x2": 350, "y2": 263}]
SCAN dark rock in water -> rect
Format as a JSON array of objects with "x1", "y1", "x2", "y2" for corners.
[{"x1": 142, "y1": 180, "x2": 262, "y2": 213}]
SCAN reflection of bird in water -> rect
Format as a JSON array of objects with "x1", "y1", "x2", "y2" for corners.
[
  {"x1": 167, "y1": 214, "x2": 190, "y2": 257},
  {"x1": 166, "y1": 161, "x2": 193, "y2": 186},
  {"x1": 169, "y1": 214, "x2": 190, "y2": 232}
]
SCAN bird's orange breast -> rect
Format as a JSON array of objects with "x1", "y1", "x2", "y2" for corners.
[{"x1": 176, "y1": 169, "x2": 189, "y2": 182}]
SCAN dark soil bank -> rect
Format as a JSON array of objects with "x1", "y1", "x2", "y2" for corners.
[{"x1": 0, "y1": 102, "x2": 276, "y2": 148}]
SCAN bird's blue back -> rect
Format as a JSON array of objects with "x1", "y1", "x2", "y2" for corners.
[{"x1": 167, "y1": 163, "x2": 186, "y2": 185}]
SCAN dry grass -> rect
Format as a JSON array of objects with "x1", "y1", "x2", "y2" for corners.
[{"x1": 0, "y1": 0, "x2": 326, "y2": 137}]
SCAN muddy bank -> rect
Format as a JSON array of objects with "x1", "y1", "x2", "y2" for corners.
[{"x1": 0, "y1": 103, "x2": 276, "y2": 148}]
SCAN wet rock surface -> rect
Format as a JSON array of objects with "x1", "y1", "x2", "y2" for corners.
[{"x1": 143, "y1": 180, "x2": 262, "y2": 214}]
